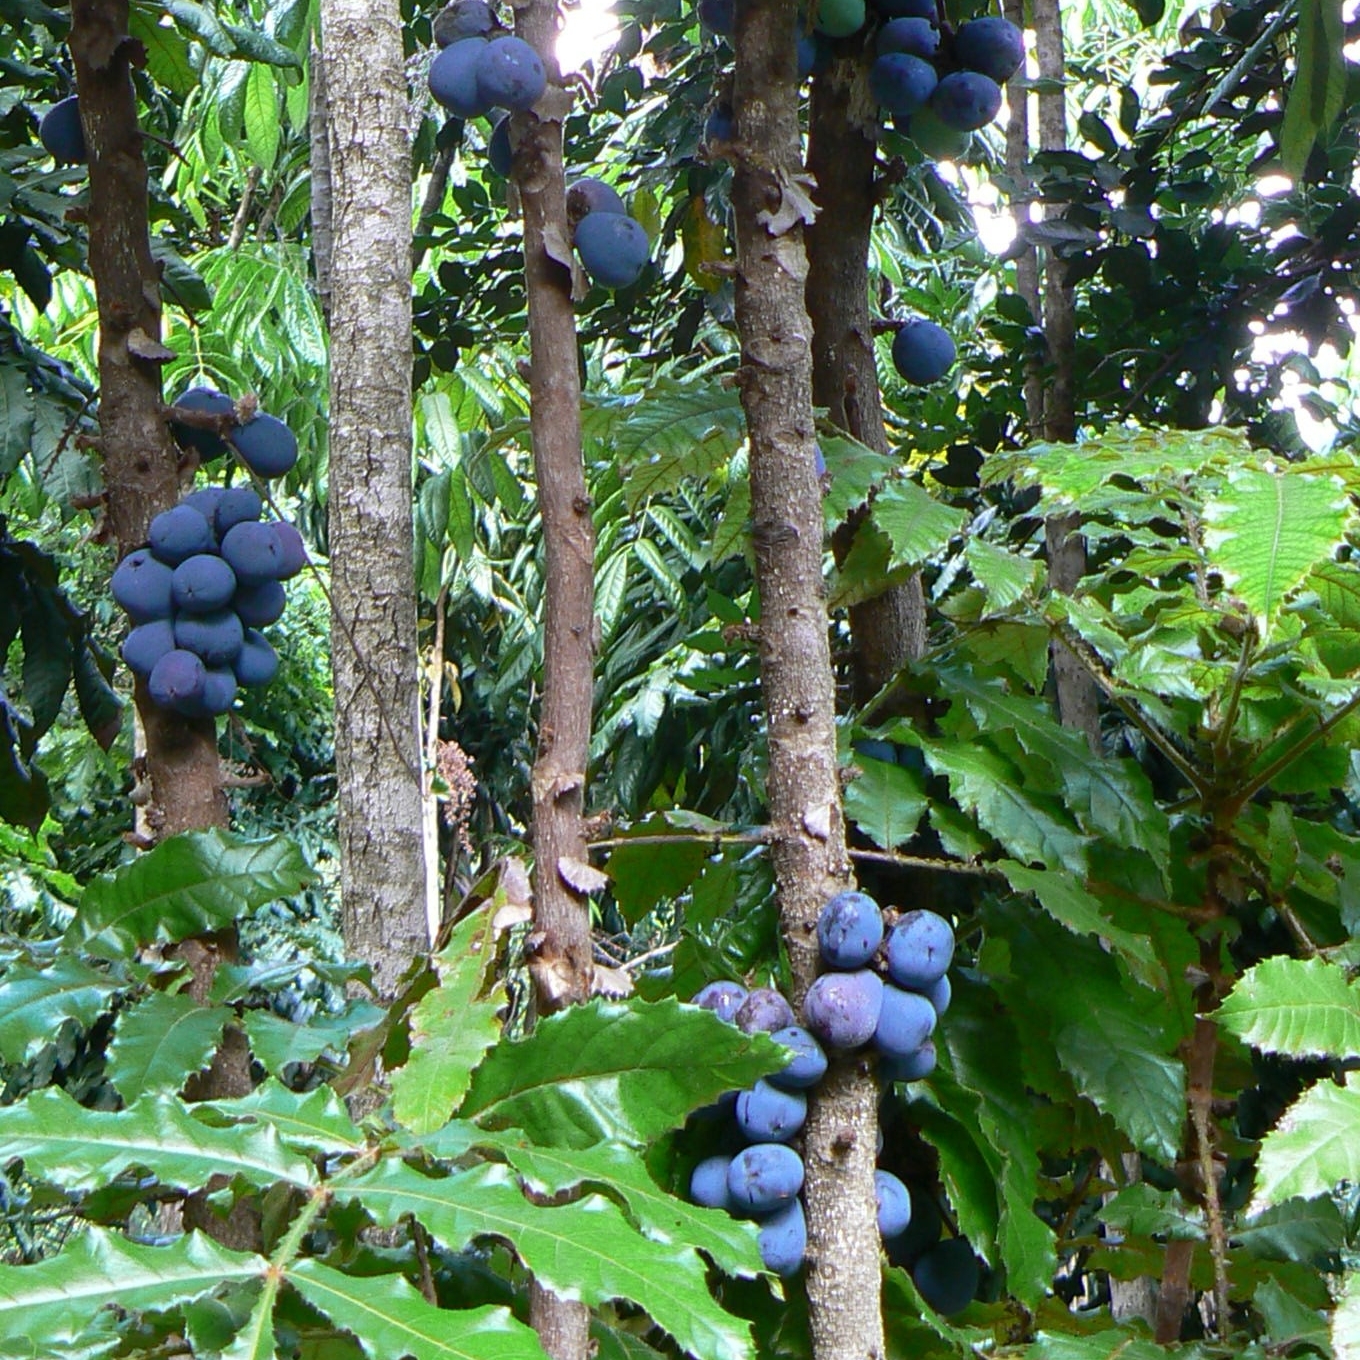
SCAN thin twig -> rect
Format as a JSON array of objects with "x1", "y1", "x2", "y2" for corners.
[
  {"x1": 586, "y1": 830, "x2": 770, "y2": 853},
  {"x1": 849, "y1": 847, "x2": 1000, "y2": 877}
]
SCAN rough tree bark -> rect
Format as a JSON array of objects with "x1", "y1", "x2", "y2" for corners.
[
  {"x1": 509, "y1": 1, "x2": 596, "y2": 1356},
  {"x1": 732, "y1": 6, "x2": 881, "y2": 1358},
  {"x1": 319, "y1": 0, "x2": 432, "y2": 999},
  {"x1": 805, "y1": 58, "x2": 926, "y2": 703},
  {"x1": 70, "y1": 0, "x2": 225, "y2": 836},
  {"x1": 308, "y1": 39, "x2": 334, "y2": 324},
  {"x1": 1029, "y1": 0, "x2": 1100, "y2": 749},
  {"x1": 70, "y1": 0, "x2": 255, "y2": 1250}
]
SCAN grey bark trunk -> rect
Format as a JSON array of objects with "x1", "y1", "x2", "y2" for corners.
[
  {"x1": 731, "y1": 9, "x2": 880, "y2": 1360},
  {"x1": 319, "y1": 0, "x2": 432, "y2": 1000},
  {"x1": 512, "y1": 1, "x2": 594, "y2": 1354},
  {"x1": 309, "y1": 41, "x2": 334, "y2": 323}
]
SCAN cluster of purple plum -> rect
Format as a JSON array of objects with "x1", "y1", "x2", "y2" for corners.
[
  {"x1": 684, "y1": 892, "x2": 955, "y2": 1279},
  {"x1": 427, "y1": 0, "x2": 651, "y2": 292},
  {"x1": 110, "y1": 391, "x2": 306, "y2": 717}
]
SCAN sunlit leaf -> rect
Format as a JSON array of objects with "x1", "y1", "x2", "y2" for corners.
[
  {"x1": 1252, "y1": 1074, "x2": 1360, "y2": 1210},
  {"x1": 1218, "y1": 956, "x2": 1360, "y2": 1060}
]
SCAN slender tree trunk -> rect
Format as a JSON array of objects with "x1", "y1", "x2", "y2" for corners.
[
  {"x1": 1002, "y1": 0, "x2": 1043, "y2": 436},
  {"x1": 319, "y1": 0, "x2": 431, "y2": 1000},
  {"x1": 309, "y1": 40, "x2": 334, "y2": 323},
  {"x1": 70, "y1": 0, "x2": 251, "y2": 1250},
  {"x1": 70, "y1": 0, "x2": 226, "y2": 835},
  {"x1": 805, "y1": 58, "x2": 925, "y2": 703},
  {"x1": 732, "y1": 7, "x2": 879, "y2": 1359},
  {"x1": 1028, "y1": 0, "x2": 1100, "y2": 749},
  {"x1": 512, "y1": 2, "x2": 595, "y2": 1356}
]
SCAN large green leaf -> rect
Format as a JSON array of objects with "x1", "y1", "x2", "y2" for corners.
[
  {"x1": 470, "y1": 1131, "x2": 765, "y2": 1280},
  {"x1": 0, "y1": 1088, "x2": 316, "y2": 1191},
  {"x1": 584, "y1": 381, "x2": 747, "y2": 510},
  {"x1": 1004, "y1": 911, "x2": 1184, "y2": 1161},
  {"x1": 339, "y1": 1160, "x2": 755, "y2": 1360},
  {"x1": 1278, "y1": 0, "x2": 1347, "y2": 176},
  {"x1": 913, "y1": 736, "x2": 1090, "y2": 874},
  {"x1": 106, "y1": 992, "x2": 231, "y2": 1101},
  {"x1": 842, "y1": 756, "x2": 927, "y2": 851},
  {"x1": 603, "y1": 812, "x2": 726, "y2": 921},
  {"x1": 1202, "y1": 467, "x2": 1353, "y2": 638},
  {"x1": 997, "y1": 863, "x2": 1163, "y2": 990},
  {"x1": 0, "y1": 361, "x2": 36, "y2": 479},
  {"x1": 288, "y1": 1261, "x2": 546, "y2": 1360},
  {"x1": 937, "y1": 982, "x2": 1055, "y2": 1304},
  {"x1": 392, "y1": 906, "x2": 507, "y2": 1135},
  {"x1": 242, "y1": 61, "x2": 280, "y2": 169},
  {"x1": 66, "y1": 831, "x2": 316, "y2": 958},
  {"x1": 1252, "y1": 1074, "x2": 1360, "y2": 1210},
  {"x1": 0, "y1": 1229, "x2": 264, "y2": 1347},
  {"x1": 0, "y1": 957, "x2": 120, "y2": 1064},
  {"x1": 941, "y1": 668, "x2": 1169, "y2": 865},
  {"x1": 199, "y1": 1081, "x2": 366, "y2": 1156},
  {"x1": 1024, "y1": 1332, "x2": 1179, "y2": 1360},
  {"x1": 458, "y1": 998, "x2": 785, "y2": 1148},
  {"x1": 870, "y1": 479, "x2": 965, "y2": 569},
  {"x1": 819, "y1": 434, "x2": 897, "y2": 528},
  {"x1": 1218, "y1": 956, "x2": 1360, "y2": 1060}
]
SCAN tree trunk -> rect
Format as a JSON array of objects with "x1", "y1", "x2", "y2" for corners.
[
  {"x1": 70, "y1": 0, "x2": 249, "y2": 1251},
  {"x1": 69, "y1": 0, "x2": 225, "y2": 835},
  {"x1": 731, "y1": 8, "x2": 880, "y2": 1359},
  {"x1": 319, "y1": 0, "x2": 432, "y2": 1000},
  {"x1": 805, "y1": 58, "x2": 925, "y2": 703},
  {"x1": 308, "y1": 39, "x2": 334, "y2": 324},
  {"x1": 1029, "y1": 0, "x2": 1100, "y2": 750},
  {"x1": 512, "y1": 1, "x2": 595, "y2": 1355}
]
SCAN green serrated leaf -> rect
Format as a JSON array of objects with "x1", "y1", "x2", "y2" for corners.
[
  {"x1": 469, "y1": 1132, "x2": 765, "y2": 1281},
  {"x1": 127, "y1": 4, "x2": 199, "y2": 94},
  {"x1": 0, "y1": 1229, "x2": 264, "y2": 1348},
  {"x1": 913, "y1": 736, "x2": 1090, "y2": 875},
  {"x1": 392, "y1": 907, "x2": 506, "y2": 1135},
  {"x1": 218, "y1": 1284, "x2": 277, "y2": 1360},
  {"x1": 242, "y1": 1001, "x2": 384, "y2": 1077},
  {"x1": 1004, "y1": 910, "x2": 1185, "y2": 1160},
  {"x1": 288, "y1": 1261, "x2": 545, "y2": 1360},
  {"x1": 586, "y1": 381, "x2": 747, "y2": 510},
  {"x1": 936, "y1": 982, "x2": 1056, "y2": 1304},
  {"x1": 819, "y1": 434, "x2": 897, "y2": 528},
  {"x1": 965, "y1": 539, "x2": 1043, "y2": 612},
  {"x1": 199, "y1": 1081, "x2": 365, "y2": 1155},
  {"x1": 997, "y1": 863, "x2": 1164, "y2": 990},
  {"x1": 66, "y1": 830, "x2": 315, "y2": 958},
  {"x1": 1235, "y1": 1196, "x2": 1344, "y2": 1265},
  {"x1": 1252, "y1": 1074, "x2": 1360, "y2": 1210},
  {"x1": 871, "y1": 479, "x2": 965, "y2": 569},
  {"x1": 1024, "y1": 1330, "x2": 1173, "y2": 1360},
  {"x1": 338, "y1": 1161, "x2": 754, "y2": 1360},
  {"x1": 0, "y1": 957, "x2": 120, "y2": 1064},
  {"x1": 603, "y1": 813, "x2": 725, "y2": 922},
  {"x1": 106, "y1": 992, "x2": 230, "y2": 1101},
  {"x1": 0, "y1": 363, "x2": 35, "y2": 480},
  {"x1": 1218, "y1": 956, "x2": 1360, "y2": 1061},
  {"x1": 0, "y1": 1088, "x2": 316, "y2": 1192},
  {"x1": 843, "y1": 756, "x2": 926, "y2": 850},
  {"x1": 941, "y1": 667, "x2": 1169, "y2": 865},
  {"x1": 458, "y1": 998, "x2": 785, "y2": 1148},
  {"x1": 1203, "y1": 467, "x2": 1354, "y2": 638}
]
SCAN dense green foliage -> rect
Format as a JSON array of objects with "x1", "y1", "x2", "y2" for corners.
[{"x1": 0, "y1": 0, "x2": 1357, "y2": 1355}]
